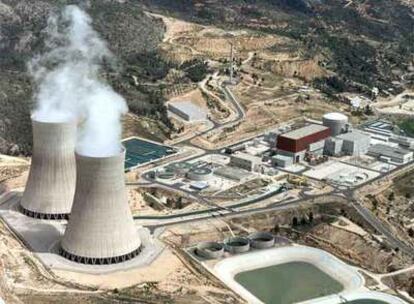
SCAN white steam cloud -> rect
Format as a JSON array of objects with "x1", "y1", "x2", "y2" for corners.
[{"x1": 29, "y1": 5, "x2": 128, "y2": 157}]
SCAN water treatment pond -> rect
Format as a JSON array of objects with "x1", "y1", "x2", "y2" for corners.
[{"x1": 234, "y1": 261, "x2": 343, "y2": 304}]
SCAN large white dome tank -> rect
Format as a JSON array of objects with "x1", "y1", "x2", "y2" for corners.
[{"x1": 323, "y1": 112, "x2": 348, "y2": 136}]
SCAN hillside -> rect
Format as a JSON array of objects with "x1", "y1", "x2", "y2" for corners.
[
  {"x1": 145, "y1": 0, "x2": 414, "y2": 92},
  {"x1": 0, "y1": 0, "x2": 413, "y2": 155},
  {"x1": 0, "y1": 0, "x2": 165, "y2": 155}
]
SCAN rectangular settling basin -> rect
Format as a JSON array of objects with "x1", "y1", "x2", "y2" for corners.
[{"x1": 234, "y1": 261, "x2": 343, "y2": 304}]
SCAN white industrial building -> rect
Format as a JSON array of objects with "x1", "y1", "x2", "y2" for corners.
[
  {"x1": 337, "y1": 131, "x2": 371, "y2": 156},
  {"x1": 167, "y1": 101, "x2": 207, "y2": 122},
  {"x1": 390, "y1": 135, "x2": 414, "y2": 149},
  {"x1": 271, "y1": 154, "x2": 293, "y2": 168},
  {"x1": 324, "y1": 131, "x2": 370, "y2": 156},
  {"x1": 368, "y1": 144, "x2": 413, "y2": 164},
  {"x1": 229, "y1": 152, "x2": 262, "y2": 172}
]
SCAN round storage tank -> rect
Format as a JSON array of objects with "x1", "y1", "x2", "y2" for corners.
[
  {"x1": 195, "y1": 242, "x2": 224, "y2": 259},
  {"x1": 323, "y1": 112, "x2": 348, "y2": 136},
  {"x1": 248, "y1": 232, "x2": 275, "y2": 249},
  {"x1": 186, "y1": 167, "x2": 213, "y2": 181},
  {"x1": 224, "y1": 237, "x2": 250, "y2": 254},
  {"x1": 157, "y1": 171, "x2": 176, "y2": 180}
]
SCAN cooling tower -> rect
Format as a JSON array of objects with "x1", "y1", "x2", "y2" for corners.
[
  {"x1": 60, "y1": 150, "x2": 141, "y2": 264},
  {"x1": 20, "y1": 117, "x2": 76, "y2": 220}
]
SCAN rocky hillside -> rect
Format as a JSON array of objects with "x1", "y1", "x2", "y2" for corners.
[
  {"x1": 144, "y1": 0, "x2": 414, "y2": 93},
  {"x1": 0, "y1": 0, "x2": 165, "y2": 155}
]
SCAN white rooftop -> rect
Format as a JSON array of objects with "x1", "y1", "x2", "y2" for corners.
[
  {"x1": 323, "y1": 112, "x2": 348, "y2": 121},
  {"x1": 168, "y1": 101, "x2": 206, "y2": 121},
  {"x1": 281, "y1": 124, "x2": 329, "y2": 140}
]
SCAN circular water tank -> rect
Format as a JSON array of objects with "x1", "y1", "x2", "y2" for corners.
[
  {"x1": 195, "y1": 242, "x2": 224, "y2": 259},
  {"x1": 248, "y1": 232, "x2": 275, "y2": 249},
  {"x1": 323, "y1": 112, "x2": 348, "y2": 136},
  {"x1": 224, "y1": 237, "x2": 250, "y2": 254},
  {"x1": 157, "y1": 171, "x2": 176, "y2": 180},
  {"x1": 186, "y1": 167, "x2": 213, "y2": 181}
]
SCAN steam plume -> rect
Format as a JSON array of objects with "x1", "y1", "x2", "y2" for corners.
[{"x1": 29, "y1": 5, "x2": 127, "y2": 157}]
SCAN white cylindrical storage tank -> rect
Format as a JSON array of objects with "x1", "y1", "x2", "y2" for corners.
[
  {"x1": 322, "y1": 112, "x2": 348, "y2": 136},
  {"x1": 20, "y1": 117, "x2": 76, "y2": 220},
  {"x1": 60, "y1": 150, "x2": 141, "y2": 264}
]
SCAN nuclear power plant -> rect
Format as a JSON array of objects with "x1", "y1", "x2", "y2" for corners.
[
  {"x1": 20, "y1": 117, "x2": 76, "y2": 220},
  {"x1": 60, "y1": 150, "x2": 141, "y2": 264}
]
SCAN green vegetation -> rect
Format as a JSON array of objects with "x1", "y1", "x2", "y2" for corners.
[
  {"x1": 399, "y1": 119, "x2": 414, "y2": 138},
  {"x1": 181, "y1": 59, "x2": 210, "y2": 82}
]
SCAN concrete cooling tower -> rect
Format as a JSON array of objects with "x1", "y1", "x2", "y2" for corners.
[
  {"x1": 20, "y1": 117, "x2": 76, "y2": 220},
  {"x1": 60, "y1": 150, "x2": 141, "y2": 264}
]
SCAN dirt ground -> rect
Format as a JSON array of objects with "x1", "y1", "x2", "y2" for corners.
[{"x1": 383, "y1": 271, "x2": 414, "y2": 298}]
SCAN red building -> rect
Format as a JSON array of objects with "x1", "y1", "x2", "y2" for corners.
[{"x1": 277, "y1": 124, "x2": 331, "y2": 153}]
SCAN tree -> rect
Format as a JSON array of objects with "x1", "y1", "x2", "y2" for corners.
[
  {"x1": 273, "y1": 223, "x2": 280, "y2": 234},
  {"x1": 176, "y1": 197, "x2": 184, "y2": 209},
  {"x1": 309, "y1": 212, "x2": 314, "y2": 223},
  {"x1": 300, "y1": 217, "x2": 307, "y2": 225},
  {"x1": 292, "y1": 217, "x2": 298, "y2": 227},
  {"x1": 372, "y1": 199, "x2": 378, "y2": 210}
]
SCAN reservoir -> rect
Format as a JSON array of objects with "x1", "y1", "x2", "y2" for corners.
[{"x1": 235, "y1": 261, "x2": 343, "y2": 304}]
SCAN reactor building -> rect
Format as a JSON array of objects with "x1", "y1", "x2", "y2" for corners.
[
  {"x1": 60, "y1": 150, "x2": 141, "y2": 264},
  {"x1": 322, "y1": 112, "x2": 349, "y2": 136},
  {"x1": 20, "y1": 117, "x2": 76, "y2": 220}
]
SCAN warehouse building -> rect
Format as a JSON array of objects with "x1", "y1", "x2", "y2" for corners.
[
  {"x1": 167, "y1": 101, "x2": 207, "y2": 122},
  {"x1": 390, "y1": 135, "x2": 414, "y2": 149},
  {"x1": 276, "y1": 124, "x2": 331, "y2": 162},
  {"x1": 368, "y1": 144, "x2": 413, "y2": 164},
  {"x1": 229, "y1": 152, "x2": 262, "y2": 171}
]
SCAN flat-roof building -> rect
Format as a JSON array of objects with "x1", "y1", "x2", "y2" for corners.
[
  {"x1": 368, "y1": 144, "x2": 413, "y2": 164},
  {"x1": 271, "y1": 155, "x2": 294, "y2": 168},
  {"x1": 229, "y1": 152, "x2": 262, "y2": 172},
  {"x1": 336, "y1": 131, "x2": 371, "y2": 156},
  {"x1": 167, "y1": 101, "x2": 207, "y2": 122},
  {"x1": 390, "y1": 135, "x2": 414, "y2": 150},
  {"x1": 277, "y1": 124, "x2": 331, "y2": 162}
]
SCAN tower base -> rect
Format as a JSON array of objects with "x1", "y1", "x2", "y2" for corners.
[
  {"x1": 59, "y1": 246, "x2": 142, "y2": 265},
  {"x1": 19, "y1": 205, "x2": 69, "y2": 220}
]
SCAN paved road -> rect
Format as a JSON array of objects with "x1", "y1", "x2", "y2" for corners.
[
  {"x1": 173, "y1": 80, "x2": 246, "y2": 147},
  {"x1": 351, "y1": 201, "x2": 414, "y2": 256},
  {"x1": 138, "y1": 158, "x2": 414, "y2": 256},
  {"x1": 143, "y1": 193, "x2": 335, "y2": 232}
]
